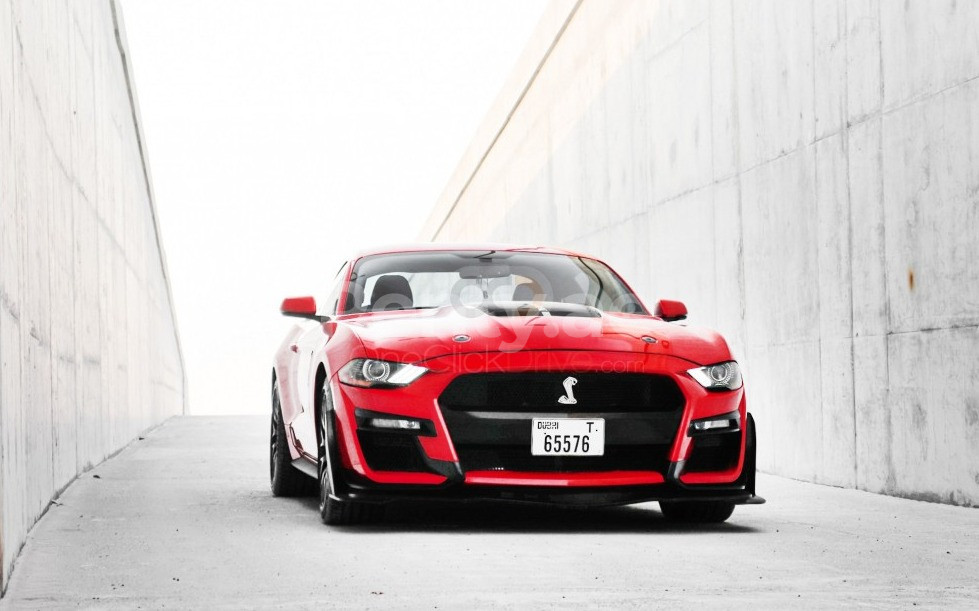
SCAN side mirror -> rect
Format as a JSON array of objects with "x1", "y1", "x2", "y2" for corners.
[
  {"x1": 655, "y1": 299, "x2": 687, "y2": 322},
  {"x1": 280, "y1": 296, "x2": 324, "y2": 321}
]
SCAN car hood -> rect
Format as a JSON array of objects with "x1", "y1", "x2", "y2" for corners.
[{"x1": 339, "y1": 304, "x2": 733, "y2": 366}]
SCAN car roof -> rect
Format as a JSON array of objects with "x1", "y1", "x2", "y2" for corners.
[{"x1": 350, "y1": 243, "x2": 594, "y2": 260}]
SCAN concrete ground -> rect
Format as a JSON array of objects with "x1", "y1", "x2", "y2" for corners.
[{"x1": 1, "y1": 417, "x2": 976, "y2": 609}]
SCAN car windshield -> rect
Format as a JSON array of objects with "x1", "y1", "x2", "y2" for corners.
[{"x1": 342, "y1": 251, "x2": 646, "y2": 314}]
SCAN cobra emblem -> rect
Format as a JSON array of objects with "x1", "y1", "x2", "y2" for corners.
[{"x1": 558, "y1": 376, "x2": 578, "y2": 405}]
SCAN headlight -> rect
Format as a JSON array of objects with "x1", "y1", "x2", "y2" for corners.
[
  {"x1": 338, "y1": 359, "x2": 427, "y2": 388},
  {"x1": 687, "y1": 361, "x2": 742, "y2": 391}
]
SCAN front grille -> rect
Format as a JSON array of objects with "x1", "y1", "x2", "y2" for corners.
[
  {"x1": 685, "y1": 432, "x2": 741, "y2": 473},
  {"x1": 440, "y1": 372, "x2": 684, "y2": 413},
  {"x1": 356, "y1": 430, "x2": 429, "y2": 472},
  {"x1": 439, "y1": 372, "x2": 685, "y2": 474}
]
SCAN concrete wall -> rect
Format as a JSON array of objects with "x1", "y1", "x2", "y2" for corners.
[
  {"x1": 420, "y1": 0, "x2": 979, "y2": 506},
  {"x1": 0, "y1": 0, "x2": 185, "y2": 592}
]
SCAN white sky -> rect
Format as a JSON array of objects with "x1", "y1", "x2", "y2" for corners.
[{"x1": 120, "y1": 0, "x2": 549, "y2": 415}]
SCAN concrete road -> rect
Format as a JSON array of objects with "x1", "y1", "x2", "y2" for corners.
[{"x1": 1, "y1": 417, "x2": 977, "y2": 609}]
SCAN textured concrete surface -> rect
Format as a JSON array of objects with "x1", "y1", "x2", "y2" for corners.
[
  {"x1": 0, "y1": 0, "x2": 184, "y2": 592},
  {"x1": 0, "y1": 416, "x2": 976, "y2": 609},
  {"x1": 418, "y1": 0, "x2": 979, "y2": 506}
]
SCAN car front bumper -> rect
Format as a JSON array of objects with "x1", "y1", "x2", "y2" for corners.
[{"x1": 326, "y1": 350, "x2": 764, "y2": 506}]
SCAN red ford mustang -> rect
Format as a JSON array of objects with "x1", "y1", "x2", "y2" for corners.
[{"x1": 271, "y1": 244, "x2": 764, "y2": 524}]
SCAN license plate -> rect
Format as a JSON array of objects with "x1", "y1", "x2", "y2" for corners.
[{"x1": 531, "y1": 418, "x2": 605, "y2": 456}]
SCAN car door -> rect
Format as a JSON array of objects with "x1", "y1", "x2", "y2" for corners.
[{"x1": 290, "y1": 263, "x2": 349, "y2": 459}]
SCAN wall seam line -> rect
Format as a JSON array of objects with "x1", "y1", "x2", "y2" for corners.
[
  {"x1": 810, "y1": 0, "x2": 825, "y2": 484},
  {"x1": 430, "y1": 0, "x2": 584, "y2": 241},
  {"x1": 842, "y1": 0, "x2": 858, "y2": 489},
  {"x1": 107, "y1": 0, "x2": 187, "y2": 413}
]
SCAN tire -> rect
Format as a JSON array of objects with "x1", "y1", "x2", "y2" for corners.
[
  {"x1": 659, "y1": 501, "x2": 735, "y2": 523},
  {"x1": 317, "y1": 382, "x2": 385, "y2": 525},
  {"x1": 270, "y1": 380, "x2": 316, "y2": 497}
]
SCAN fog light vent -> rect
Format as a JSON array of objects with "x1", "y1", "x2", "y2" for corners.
[
  {"x1": 368, "y1": 417, "x2": 421, "y2": 431},
  {"x1": 688, "y1": 412, "x2": 741, "y2": 436}
]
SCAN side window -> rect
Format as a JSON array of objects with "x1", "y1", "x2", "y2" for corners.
[{"x1": 319, "y1": 263, "x2": 349, "y2": 316}]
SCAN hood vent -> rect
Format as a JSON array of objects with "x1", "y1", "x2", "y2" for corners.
[{"x1": 478, "y1": 301, "x2": 602, "y2": 318}]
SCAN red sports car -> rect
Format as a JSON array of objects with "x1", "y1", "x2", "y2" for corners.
[{"x1": 271, "y1": 244, "x2": 764, "y2": 524}]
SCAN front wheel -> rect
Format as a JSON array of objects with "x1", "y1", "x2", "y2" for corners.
[
  {"x1": 317, "y1": 383, "x2": 384, "y2": 525},
  {"x1": 659, "y1": 501, "x2": 735, "y2": 523}
]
